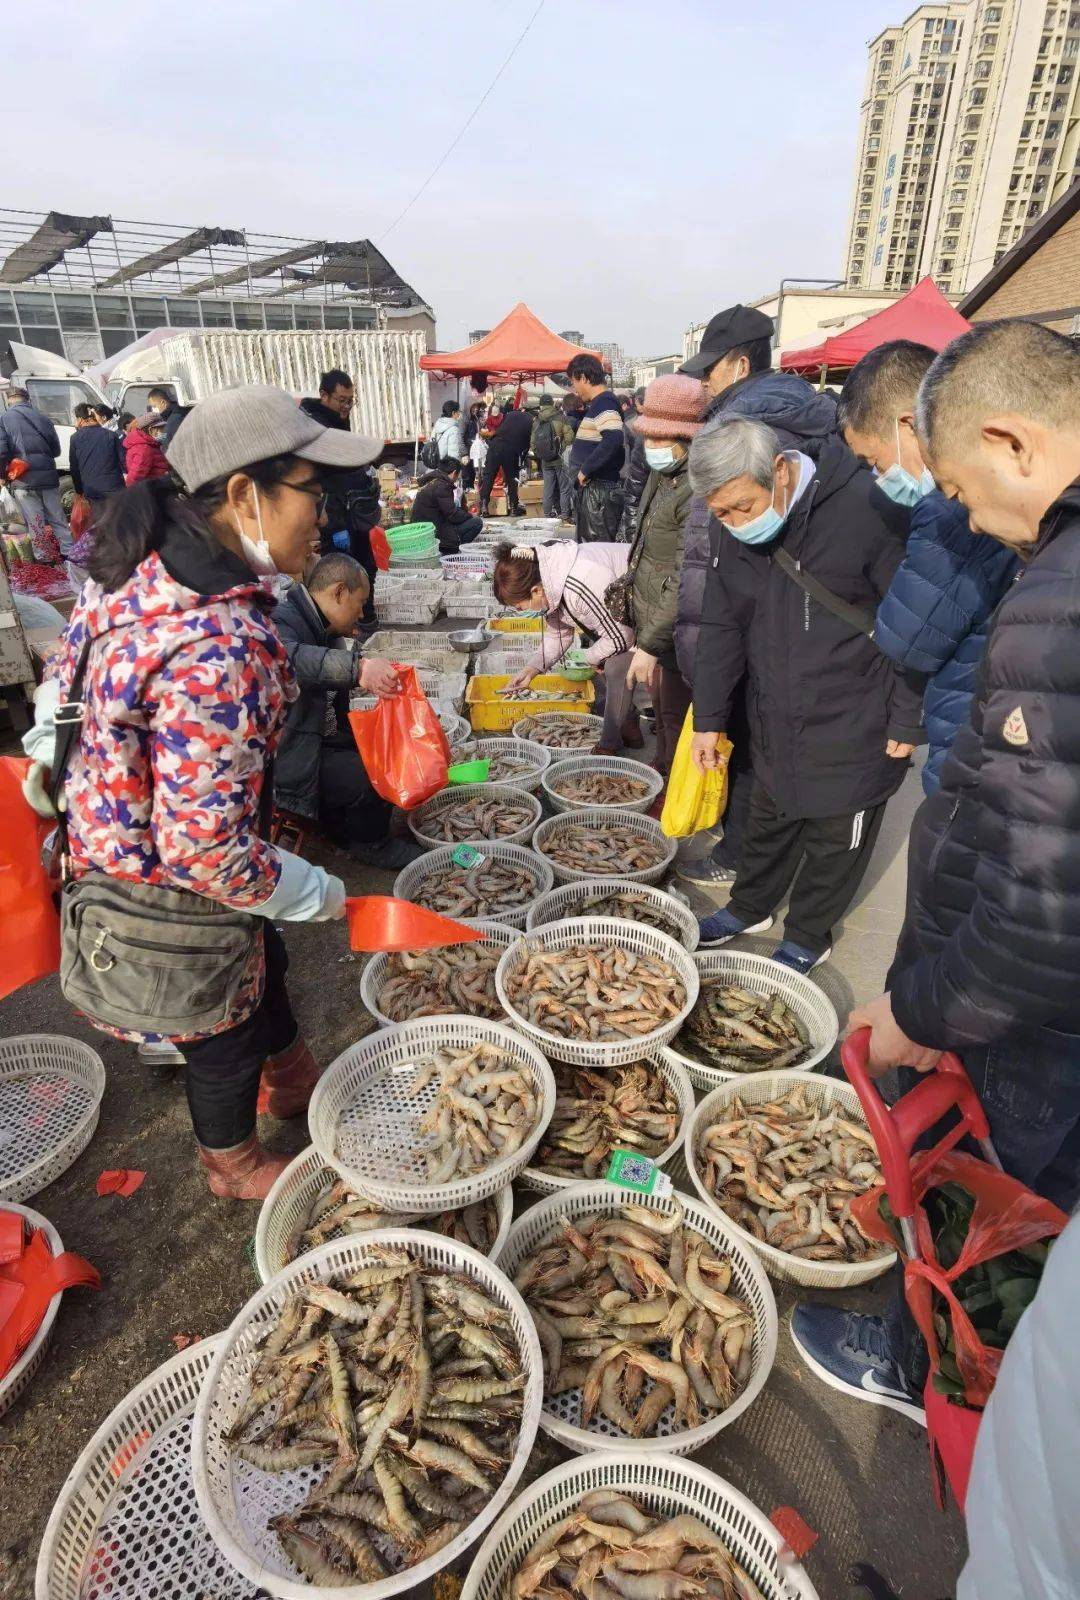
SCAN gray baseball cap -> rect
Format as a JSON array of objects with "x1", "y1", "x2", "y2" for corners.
[{"x1": 167, "y1": 384, "x2": 382, "y2": 491}]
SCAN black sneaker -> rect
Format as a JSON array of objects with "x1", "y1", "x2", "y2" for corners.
[{"x1": 676, "y1": 856, "x2": 738, "y2": 886}]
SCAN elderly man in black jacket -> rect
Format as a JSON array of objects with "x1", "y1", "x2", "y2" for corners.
[
  {"x1": 689, "y1": 414, "x2": 922, "y2": 975},
  {"x1": 789, "y1": 319, "x2": 1080, "y2": 1421},
  {"x1": 272, "y1": 554, "x2": 422, "y2": 871}
]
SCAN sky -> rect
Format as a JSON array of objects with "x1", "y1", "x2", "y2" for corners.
[{"x1": 8, "y1": 0, "x2": 909, "y2": 357}]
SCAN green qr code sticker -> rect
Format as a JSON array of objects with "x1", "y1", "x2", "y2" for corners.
[
  {"x1": 451, "y1": 844, "x2": 485, "y2": 868},
  {"x1": 605, "y1": 1148, "x2": 673, "y2": 1197}
]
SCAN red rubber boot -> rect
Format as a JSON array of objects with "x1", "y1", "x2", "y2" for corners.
[
  {"x1": 260, "y1": 1033, "x2": 320, "y2": 1119},
  {"x1": 198, "y1": 1135, "x2": 290, "y2": 1200}
]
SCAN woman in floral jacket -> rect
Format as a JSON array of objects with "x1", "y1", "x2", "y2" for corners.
[{"x1": 25, "y1": 386, "x2": 383, "y2": 1199}]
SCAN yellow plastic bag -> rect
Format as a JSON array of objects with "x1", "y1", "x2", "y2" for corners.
[{"x1": 660, "y1": 709, "x2": 732, "y2": 838}]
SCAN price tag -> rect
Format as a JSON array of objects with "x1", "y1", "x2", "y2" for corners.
[
  {"x1": 604, "y1": 1149, "x2": 673, "y2": 1198},
  {"x1": 451, "y1": 844, "x2": 485, "y2": 869}
]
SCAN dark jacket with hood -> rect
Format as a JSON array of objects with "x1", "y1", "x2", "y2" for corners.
[
  {"x1": 299, "y1": 397, "x2": 380, "y2": 554},
  {"x1": 69, "y1": 423, "x2": 126, "y2": 500},
  {"x1": 693, "y1": 439, "x2": 923, "y2": 818},
  {"x1": 489, "y1": 406, "x2": 533, "y2": 466},
  {"x1": 157, "y1": 400, "x2": 190, "y2": 449},
  {"x1": 412, "y1": 467, "x2": 476, "y2": 552},
  {"x1": 272, "y1": 582, "x2": 360, "y2": 819},
  {"x1": 890, "y1": 480, "x2": 1080, "y2": 1051},
  {"x1": 674, "y1": 371, "x2": 843, "y2": 685},
  {"x1": 0, "y1": 400, "x2": 62, "y2": 490},
  {"x1": 631, "y1": 459, "x2": 693, "y2": 668},
  {"x1": 875, "y1": 490, "x2": 1019, "y2": 795}
]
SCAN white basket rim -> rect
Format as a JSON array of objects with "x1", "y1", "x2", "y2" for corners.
[
  {"x1": 0, "y1": 1203, "x2": 64, "y2": 1417},
  {"x1": 525, "y1": 877, "x2": 699, "y2": 952},
  {"x1": 542, "y1": 757, "x2": 664, "y2": 813},
  {"x1": 191, "y1": 1231, "x2": 544, "y2": 1600},
  {"x1": 359, "y1": 919, "x2": 518, "y2": 1027},
  {"x1": 533, "y1": 809, "x2": 678, "y2": 884},
  {"x1": 407, "y1": 783, "x2": 542, "y2": 850},
  {"x1": 0, "y1": 1036, "x2": 106, "y2": 1204},
  {"x1": 495, "y1": 1181, "x2": 777, "y2": 1457},
  {"x1": 459, "y1": 1451, "x2": 819, "y2": 1600},
  {"x1": 684, "y1": 1069, "x2": 898, "y2": 1281}
]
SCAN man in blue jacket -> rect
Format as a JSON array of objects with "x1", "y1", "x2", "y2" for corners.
[
  {"x1": 0, "y1": 386, "x2": 71, "y2": 553},
  {"x1": 838, "y1": 340, "x2": 1018, "y2": 794}
]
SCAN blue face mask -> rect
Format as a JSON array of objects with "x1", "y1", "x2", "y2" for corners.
[
  {"x1": 875, "y1": 421, "x2": 935, "y2": 506},
  {"x1": 723, "y1": 478, "x2": 789, "y2": 546},
  {"x1": 645, "y1": 444, "x2": 680, "y2": 473}
]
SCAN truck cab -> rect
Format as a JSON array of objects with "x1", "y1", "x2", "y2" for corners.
[{"x1": 0, "y1": 342, "x2": 112, "y2": 472}]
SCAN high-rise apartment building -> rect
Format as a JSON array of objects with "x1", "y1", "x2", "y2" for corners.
[{"x1": 845, "y1": 0, "x2": 1080, "y2": 296}]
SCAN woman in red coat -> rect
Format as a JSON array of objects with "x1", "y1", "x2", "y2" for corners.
[{"x1": 123, "y1": 412, "x2": 170, "y2": 483}]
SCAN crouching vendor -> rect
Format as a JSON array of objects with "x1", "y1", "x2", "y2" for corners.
[{"x1": 272, "y1": 553, "x2": 423, "y2": 871}]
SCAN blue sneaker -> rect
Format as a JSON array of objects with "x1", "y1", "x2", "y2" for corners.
[
  {"x1": 770, "y1": 940, "x2": 831, "y2": 974},
  {"x1": 789, "y1": 1305, "x2": 925, "y2": 1425},
  {"x1": 677, "y1": 856, "x2": 738, "y2": 887},
  {"x1": 697, "y1": 908, "x2": 774, "y2": 948}
]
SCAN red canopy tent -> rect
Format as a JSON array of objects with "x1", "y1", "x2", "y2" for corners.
[
  {"x1": 779, "y1": 277, "x2": 970, "y2": 379},
  {"x1": 419, "y1": 302, "x2": 604, "y2": 378}
]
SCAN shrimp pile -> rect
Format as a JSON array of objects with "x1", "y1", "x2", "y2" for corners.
[
  {"x1": 375, "y1": 943, "x2": 504, "y2": 1022},
  {"x1": 282, "y1": 1177, "x2": 500, "y2": 1265},
  {"x1": 508, "y1": 1489, "x2": 767, "y2": 1600},
  {"x1": 408, "y1": 1042, "x2": 541, "y2": 1182},
  {"x1": 550, "y1": 771, "x2": 652, "y2": 807},
  {"x1": 537, "y1": 1061, "x2": 680, "y2": 1179},
  {"x1": 516, "y1": 714, "x2": 600, "y2": 748},
  {"x1": 695, "y1": 1084, "x2": 890, "y2": 1263},
  {"x1": 226, "y1": 1247, "x2": 524, "y2": 1586},
  {"x1": 413, "y1": 855, "x2": 542, "y2": 919},
  {"x1": 505, "y1": 943, "x2": 686, "y2": 1044},
  {"x1": 538, "y1": 821, "x2": 668, "y2": 877},
  {"x1": 513, "y1": 1201, "x2": 754, "y2": 1439},
  {"x1": 415, "y1": 792, "x2": 538, "y2": 844},
  {"x1": 679, "y1": 981, "x2": 810, "y2": 1073}
]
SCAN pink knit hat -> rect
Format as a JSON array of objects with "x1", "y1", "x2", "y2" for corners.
[{"x1": 632, "y1": 374, "x2": 705, "y2": 441}]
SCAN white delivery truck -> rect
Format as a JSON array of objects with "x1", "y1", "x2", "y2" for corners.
[
  {"x1": 0, "y1": 342, "x2": 113, "y2": 470},
  {"x1": 102, "y1": 328, "x2": 433, "y2": 447}
]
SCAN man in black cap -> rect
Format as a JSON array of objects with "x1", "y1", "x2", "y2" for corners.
[{"x1": 674, "y1": 305, "x2": 843, "y2": 889}]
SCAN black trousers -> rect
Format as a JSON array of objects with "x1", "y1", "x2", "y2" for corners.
[
  {"x1": 319, "y1": 740, "x2": 393, "y2": 846},
  {"x1": 183, "y1": 924, "x2": 297, "y2": 1149},
  {"x1": 480, "y1": 448, "x2": 522, "y2": 513},
  {"x1": 710, "y1": 682, "x2": 753, "y2": 872},
  {"x1": 729, "y1": 779, "x2": 887, "y2": 956}
]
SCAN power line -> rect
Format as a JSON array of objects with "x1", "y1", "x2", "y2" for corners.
[{"x1": 381, "y1": 0, "x2": 547, "y2": 241}]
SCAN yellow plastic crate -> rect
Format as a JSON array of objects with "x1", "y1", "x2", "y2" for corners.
[
  {"x1": 488, "y1": 614, "x2": 544, "y2": 633},
  {"x1": 466, "y1": 673, "x2": 596, "y2": 732}
]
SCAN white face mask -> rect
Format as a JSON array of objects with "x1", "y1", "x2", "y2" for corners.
[{"x1": 233, "y1": 484, "x2": 278, "y2": 576}]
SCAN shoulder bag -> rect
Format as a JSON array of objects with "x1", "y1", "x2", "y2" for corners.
[
  {"x1": 771, "y1": 547, "x2": 876, "y2": 639},
  {"x1": 51, "y1": 639, "x2": 262, "y2": 1037},
  {"x1": 603, "y1": 480, "x2": 655, "y2": 627}
]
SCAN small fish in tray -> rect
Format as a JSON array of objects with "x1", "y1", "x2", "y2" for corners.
[
  {"x1": 517, "y1": 715, "x2": 598, "y2": 748},
  {"x1": 498, "y1": 686, "x2": 589, "y2": 701},
  {"x1": 695, "y1": 1082, "x2": 889, "y2": 1263},
  {"x1": 376, "y1": 944, "x2": 503, "y2": 1022},
  {"x1": 678, "y1": 981, "x2": 809, "y2": 1073},
  {"x1": 228, "y1": 1247, "x2": 524, "y2": 1586},
  {"x1": 505, "y1": 943, "x2": 686, "y2": 1043},
  {"x1": 284, "y1": 1180, "x2": 501, "y2": 1265},
  {"x1": 537, "y1": 1060, "x2": 679, "y2": 1179},
  {"x1": 419, "y1": 794, "x2": 536, "y2": 843},
  {"x1": 413, "y1": 856, "x2": 540, "y2": 919},
  {"x1": 539, "y1": 821, "x2": 668, "y2": 876}
]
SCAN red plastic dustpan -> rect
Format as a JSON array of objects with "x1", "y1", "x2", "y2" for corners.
[{"x1": 345, "y1": 896, "x2": 485, "y2": 953}]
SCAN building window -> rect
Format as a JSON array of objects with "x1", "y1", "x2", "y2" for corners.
[
  {"x1": 939, "y1": 258, "x2": 954, "y2": 273},
  {"x1": 1009, "y1": 173, "x2": 1021, "y2": 191},
  {"x1": 1021, "y1": 120, "x2": 1032, "y2": 138},
  {"x1": 200, "y1": 299, "x2": 235, "y2": 327},
  {"x1": 974, "y1": 60, "x2": 991, "y2": 79},
  {"x1": 1059, "y1": 64, "x2": 1074, "y2": 81},
  {"x1": 264, "y1": 305, "x2": 294, "y2": 328},
  {"x1": 323, "y1": 306, "x2": 350, "y2": 329},
  {"x1": 57, "y1": 294, "x2": 94, "y2": 330},
  {"x1": 986, "y1": 5, "x2": 1002, "y2": 17},
  {"x1": 980, "y1": 32, "x2": 998, "y2": 51},
  {"x1": 14, "y1": 292, "x2": 58, "y2": 326},
  {"x1": 965, "y1": 114, "x2": 982, "y2": 131},
  {"x1": 233, "y1": 302, "x2": 265, "y2": 329},
  {"x1": 868, "y1": 136, "x2": 881, "y2": 151},
  {"x1": 970, "y1": 87, "x2": 987, "y2": 105},
  {"x1": 294, "y1": 305, "x2": 322, "y2": 328},
  {"x1": 165, "y1": 298, "x2": 201, "y2": 327},
  {"x1": 132, "y1": 296, "x2": 168, "y2": 332}
]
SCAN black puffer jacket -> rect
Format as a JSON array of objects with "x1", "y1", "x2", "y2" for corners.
[
  {"x1": 693, "y1": 440, "x2": 923, "y2": 818},
  {"x1": 299, "y1": 397, "x2": 381, "y2": 552},
  {"x1": 412, "y1": 468, "x2": 476, "y2": 552},
  {"x1": 890, "y1": 482, "x2": 1080, "y2": 1049},
  {"x1": 271, "y1": 583, "x2": 360, "y2": 819},
  {"x1": 674, "y1": 371, "x2": 843, "y2": 684}
]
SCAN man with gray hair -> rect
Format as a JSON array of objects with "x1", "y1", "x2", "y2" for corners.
[
  {"x1": 687, "y1": 413, "x2": 921, "y2": 974},
  {"x1": 791, "y1": 319, "x2": 1080, "y2": 1428}
]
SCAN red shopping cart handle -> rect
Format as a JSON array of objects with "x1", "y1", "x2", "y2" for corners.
[{"x1": 841, "y1": 1029, "x2": 998, "y2": 1234}]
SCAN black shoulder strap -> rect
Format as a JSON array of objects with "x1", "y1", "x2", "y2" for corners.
[{"x1": 772, "y1": 547, "x2": 876, "y2": 639}]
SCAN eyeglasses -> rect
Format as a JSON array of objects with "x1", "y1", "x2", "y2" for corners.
[{"x1": 283, "y1": 478, "x2": 328, "y2": 516}]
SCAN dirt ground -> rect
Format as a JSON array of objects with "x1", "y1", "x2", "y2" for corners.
[{"x1": 1, "y1": 828, "x2": 968, "y2": 1600}]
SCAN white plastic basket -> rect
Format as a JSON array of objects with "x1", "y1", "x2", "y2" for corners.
[
  {"x1": 35, "y1": 1336, "x2": 256, "y2": 1600},
  {"x1": 495, "y1": 918, "x2": 699, "y2": 1068},
  {"x1": 254, "y1": 1145, "x2": 513, "y2": 1283},
  {"x1": 0, "y1": 1204, "x2": 65, "y2": 1421},
  {"x1": 521, "y1": 1053, "x2": 694, "y2": 1194},
  {"x1": 445, "y1": 593, "x2": 503, "y2": 620},
  {"x1": 362, "y1": 632, "x2": 459, "y2": 670},
  {"x1": 0, "y1": 1035, "x2": 105, "y2": 1203},
  {"x1": 394, "y1": 841, "x2": 554, "y2": 929},
  {"x1": 511, "y1": 710, "x2": 604, "y2": 748},
  {"x1": 407, "y1": 782, "x2": 542, "y2": 850},
  {"x1": 661, "y1": 949, "x2": 840, "y2": 1091},
  {"x1": 457, "y1": 735, "x2": 552, "y2": 791},
  {"x1": 542, "y1": 755, "x2": 663, "y2": 815},
  {"x1": 684, "y1": 1070, "x2": 897, "y2": 1289},
  {"x1": 526, "y1": 877, "x2": 700, "y2": 951},
  {"x1": 440, "y1": 550, "x2": 494, "y2": 578},
  {"x1": 478, "y1": 647, "x2": 535, "y2": 676},
  {"x1": 191, "y1": 1232, "x2": 544, "y2": 1600},
  {"x1": 533, "y1": 808, "x2": 678, "y2": 886},
  {"x1": 437, "y1": 708, "x2": 471, "y2": 745},
  {"x1": 495, "y1": 1183, "x2": 777, "y2": 1457},
  {"x1": 360, "y1": 918, "x2": 517, "y2": 1026},
  {"x1": 307, "y1": 1016, "x2": 556, "y2": 1212}
]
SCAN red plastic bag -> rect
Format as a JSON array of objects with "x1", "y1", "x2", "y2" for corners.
[
  {"x1": 852, "y1": 1149, "x2": 1067, "y2": 1409},
  {"x1": 369, "y1": 526, "x2": 391, "y2": 572},
  {"x1": 69, "y1": 494, "x2": 92, "y2": 542},
  {"x1": 0, "y1": 1209, "x2": 99, "y2": 1379},
  {"x1": 347, "y1": 667, "x2": 450, "y2": 810},
  {"x1": 0, "y1": 757, "x2": 60, "y2": 1002}
]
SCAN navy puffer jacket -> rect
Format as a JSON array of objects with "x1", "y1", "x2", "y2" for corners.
[
  {"x1": 875, "y1": 492, "x2": 1018, "y2": 795},
  {"x1": 0, "y1": 401, "x2": 61, "y2": 489},
  {"x1": 890, "y1": 481, "x2": 1080, "y2": 1050}
]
